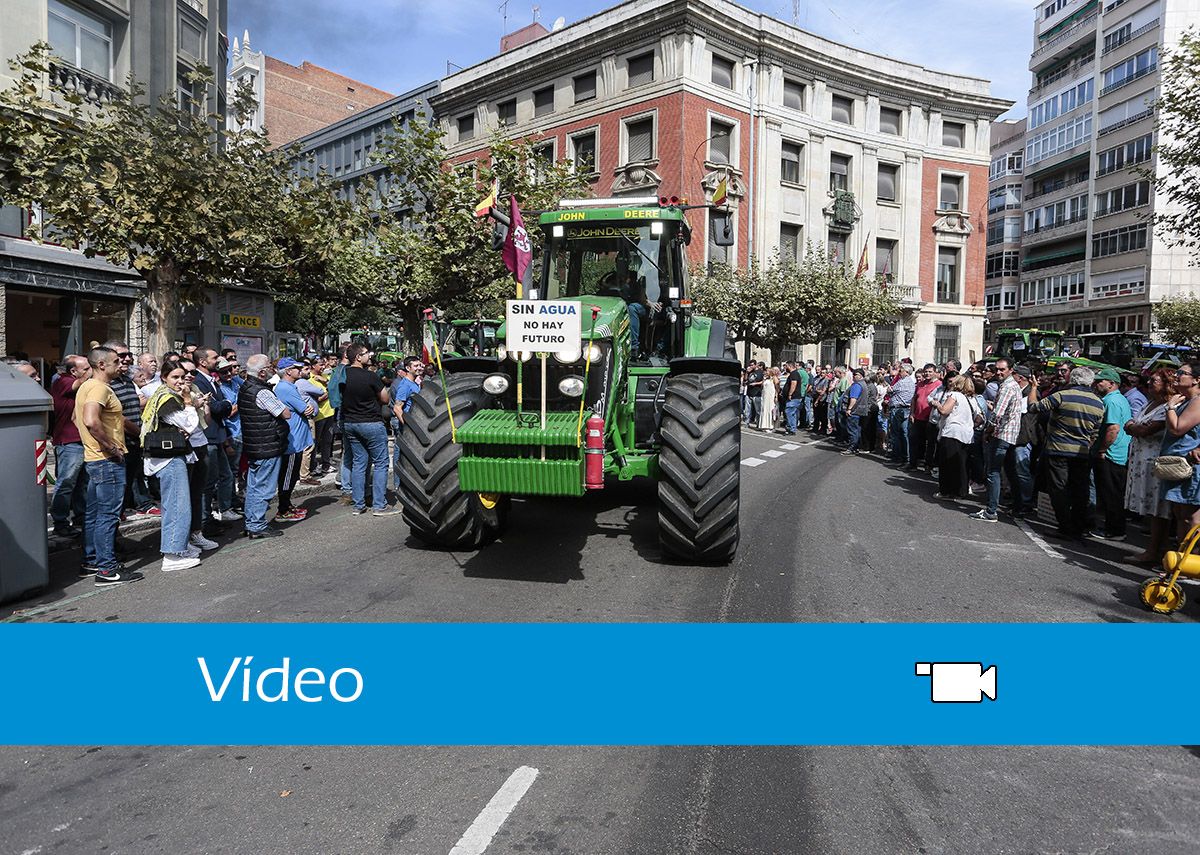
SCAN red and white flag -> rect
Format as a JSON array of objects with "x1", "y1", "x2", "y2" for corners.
[{"x1": 502, "y1": 195, "x2": 532, "y2": 288}]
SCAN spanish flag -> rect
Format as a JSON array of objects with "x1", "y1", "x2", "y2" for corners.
[
  {"x1": 474, "y1": 177, "x2": 499, "y2": 218},
  {"x1": 711, "y1": 176, "x2": 728, "y2": 207},
  {"x1": 855, "y1": 231, "x2": 871, "y2": 278}
]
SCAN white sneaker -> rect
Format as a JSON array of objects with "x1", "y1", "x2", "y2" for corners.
[
  {"x1": 218, "y1": 509, "x2": 243, "y2": 521},
  {"x1": 161, "y1": 554, "x2": 201, "y2": 572},
  {"x1": 189, "y1": 532, "x2": 219, "y2": 551}
]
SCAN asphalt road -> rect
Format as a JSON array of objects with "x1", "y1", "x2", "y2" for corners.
[{"x1": 3, "y1": 428, "x2": 1200, "y2": 854}]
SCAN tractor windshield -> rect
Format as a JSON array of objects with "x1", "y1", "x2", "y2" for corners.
[{"x1": 541, "y1": 223, "x2": 677, "y2": 305}]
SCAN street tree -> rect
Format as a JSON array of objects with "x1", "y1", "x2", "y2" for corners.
[
  {"x1": 367, "y1": 113, "x2": 591, "y2": 346},
  {"x1": 1153, "y1": 295, "x2": 1200, "y2": 346},
  {"x1": 0, "y1": 45, "x2": 360, "y2": 355},
  {"x1": 1150, "y1": 27, "x2": 1200, "y2": 260}
]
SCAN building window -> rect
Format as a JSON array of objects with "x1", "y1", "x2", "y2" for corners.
[
  {"x1": 986, "y1": 216, "x2": 1021, "y2": 246},
  {"x1": 573, "y1": 71, "x2": 597, "y2": 103},
  {"x1": 1044, "y1": 0, "x2": 1069, "y2": 18},
  {"x1": 1021, "y1": 271, "x2": 1086, "y2": 306},
  {"x1": 1028, "y1": 78, "x2": 1093, "y2": 131},
  {"x1": 457, "y1": 114, "x2": 475, "y2": 141},
  {"x1": 939, "y1": 174, "x2": 963, "y2": 210},
  {"x1": 875, "y1": 238, "x2": 896, "y2": 283},
  {"x1": 872, "y1": 325, "x2": 896, "y2": 366},
  {"x1": 986, "y1": 250, "x2": 1021, "y2": 279},
  {"x1": 708, "y1": 209, "x2": 731, "y2": 264},
  {"x1": 831, "y1": 94, "x2": 853, "y2": 124},
  {"x1": 48, "y1": 0, "x2": 113, "y2": 80},
  {"x1": 827, "y1": 230, "x2": 847, "y2": 265},
  {"x1": 783, "y1": 79, "x2": 806, "y2": 111},
  {"x1": 628, "y1": 52, "x2": 654, "y2": 87},
  {"x1": 989, "y1": 152, "x2": 1024, "y2": 180},
  {"x1": 533, "y1": 86, "x2": 554, "y2": 118},
  {"x1": 625, "y1": 117, "x2": 655, "y2": 163},
  {"x1": 877, "y1": 163, "x2": 898, "y2": 202},
  {"x1": 1003, "y1": 289, "x2": 1017, "y2": 310},
  {"x1": 986, "y1": 291, "x2": 1001, "y2": 312},
  {"x1": 0, "y1": 204, "x2": 30, "y2": 238},
  {"x1": 1099, "y1": 93, "x2": 1155, "y2": 134},
  {"x1": 1101, "y1": 46, "x2": 1157, "y2": 94},
  {"x1": 709, "y1": 118, "x2": 734, "y2": 165},
  {"x1": 830, "y1": 153, "x2": 850, "y2": 193},
  {"x1": 1025, "y1": 113, "x2": 1092, "y2": 166},
  {"x1": 177, "y1": 70, "x2": 198, "y2": 114},
  {"x1": 988, "y1": 183, "x2": 1023, "y2": 214},
  {"x1": 1097, "y1": 133, "x2": 1153, "y2": 176},
  {"x1": 780, "y1": 141, "x2": 803, "y2": 184},
  {"x1": 570, "y1": 130, "x2": 597, "y2": 174},
  {"x1": 711, "y1": 55, "x2": 735, "y2": 89},
  {"x1": 879, "y1": 106, "x2": 903, "y2": 136},
  {"x1": 934, "y1": 325, "x2": 960, "y2": 367},
  {"x1": 178, "y1": 13, "x2": 204, "y2": 60},
  {"x1": 936, "y1": 247, "x2": 960, "y2": 303},
  {"x1": 1095, "y1": 180, "x2": 1151, "y2": 217},
  {"x1": 497, "y1": 99, "x2": 517, "y2": 127},
  {"x1": 1091, "y1": 268, "x2": 1147, "y2": 300},
  {"x1": 1092, "y1": 223, "x2": 1148, "y2": 258},
  {"x1": 1107, "y1": 313, "x2": 1146, "y2": 333},
  {"x1": 779, "y1": 223, "x2": 801, "y2": 263},
  {"x1": 1025, "y1": 192, "x2": 1087, "y2": 232},
  {"x1": 530, "y1": 141, "x2": 555, "y2": 182},
  {"x1": 942, "y1": 120, "x2": 965, "y2": 148}
]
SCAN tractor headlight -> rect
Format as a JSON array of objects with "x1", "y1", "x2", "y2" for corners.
[
  {"x1": 497, "y1": 344, "x2": 508, "y2": 360},
  {"x1": 558, "y1": 375, "x2": 586, "y2": 397},
  {"x1": 583, "y1": 343, "x2": 603, "y2": 363},
  {"x1": 482, "y1": 374, "x2": 510, "y2": 395},
  {"x1": 553, "y1": 345, "x2": 581, "y2": 364}
]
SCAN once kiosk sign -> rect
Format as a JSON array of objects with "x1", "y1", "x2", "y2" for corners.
[{"x1": 505, "y1": 300, "x2": 581, "y2": 355}]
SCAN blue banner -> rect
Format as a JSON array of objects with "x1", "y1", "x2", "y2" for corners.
[{"x1": 1, "y1": 623, "x2": 1195, "y2": 745}]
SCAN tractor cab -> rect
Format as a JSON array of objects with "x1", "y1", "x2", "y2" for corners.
[
  {"x1": 993, "y1": 329, "x2": 1064, "y2": 366},
  {"x1": 1076, "y1": 332, "x2": 1141, "y2": 369}
]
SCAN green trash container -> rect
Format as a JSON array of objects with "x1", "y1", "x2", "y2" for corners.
[{"x1": 0, "y1": 362, "x2": 53, "y2": 604}]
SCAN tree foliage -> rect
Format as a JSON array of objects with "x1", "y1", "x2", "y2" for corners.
[
  {"x1": 0, "y1": 45, "x2": 365, "y2": 355},
  {"x1": 1150, "y1": 27, "x2": 1200, "y2": 260},
  {"x1": 362, "y1": 113, "x2": 592, "y2": 346},
  {"x1": 1153, "y1": 295, "x2": 1200, "y2": 346},
  {"x1": 691, "y1": 242, "x2": 900, "y2": 354}
]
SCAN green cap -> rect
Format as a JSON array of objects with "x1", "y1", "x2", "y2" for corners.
[{"x1": 1095, "y1": 367, "x2": 1121, "y2": 383}]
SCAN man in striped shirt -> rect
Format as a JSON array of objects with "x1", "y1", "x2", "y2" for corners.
[
  {"x1": 1028, "y1": 366, "x2": 1105, "y2": 540},
  {"x1": 970, "y1": 358, "x2": 1022, "y2": 522}
]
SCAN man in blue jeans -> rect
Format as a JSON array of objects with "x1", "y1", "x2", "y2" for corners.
[
  {"x1": 339, "y1": 344, "x2": 401, "y2": 516},
  {"x1": 886, "y1": 363, "x2": 915, "y2": 463},
  {"x1": 389, "y1": 356, "x2": 423, "y2": 491},
  {"x1": 971, "y1": 358, "x2": 1022, "y2": 523},
  {"x1": 237, "y1": 354, "x2": 293, "y2": 539},
  {"x1": 75, "y1": 346, "x2": 142, "y2": 585},
  {"x1": 840, "y1": 369, "x2": 866, "y2": 456},
  {"x1": 782, "y1": 361, "x2": 807, "y2": 435}
]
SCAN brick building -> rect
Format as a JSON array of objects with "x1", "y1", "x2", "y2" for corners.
[
  {"x1": 226, "y1": 30, "x2": 394, "y2": 147},
  {"x1": 430, "y1": 0, "x2": 1012, "y2": 366}
]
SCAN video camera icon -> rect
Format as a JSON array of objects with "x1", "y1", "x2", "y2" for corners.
[{"x1": 915, "y1": 662, "x2": 997, "y2": 703}]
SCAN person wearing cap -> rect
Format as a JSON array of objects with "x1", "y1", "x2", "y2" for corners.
[
  {"x1": 1091, "y1": 366, "x2": 1132, "y2": 540},
  {"x1": 272, "y1": 357, "x2": 315, "y2": 523}
]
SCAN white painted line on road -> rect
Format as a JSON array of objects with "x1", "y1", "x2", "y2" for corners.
[
  {"x1": 780, "y1": 443, "x2": 802, "y2": 451},
  {"x1": 1015, "y1": 519, "x2": 1064, "y2": 561},
  {"x1": 448, "y1": 765, "x2": 539, "y2": 855},
  {"x1": 760, "y1": 450, "x2": 786, "y2": 459},
  {"x1": 741, "y1": 458, "x2": 766, "y2": 467}
]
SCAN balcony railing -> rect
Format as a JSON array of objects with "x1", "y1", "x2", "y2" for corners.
[
  {"x1": 48, "y1": 60, "x2": 120, "y2": 106},
  {"x1": 1032, "y1": 13, "x2": 1100, "y2": 63},
  {"x1": 1099, "y1": 61, "x2": 1157, "y2": 97},
  {"x1": 1101, "y1": 18, "x2": 1158, "y2": 55},
  {"x1": 1026, "y1": 175, "x2": 1089, "y2": 202},
  {"x1": 1098, "y1": 108, "x2": 1154, "y2": 136},
  {"x1": 1023, "y1": 214, "x2": 1089, "y2": 243},
  {"x1": 884, "y1": 282, "x2": 920, "y2": 304},
  {"x1": 1030, "y1": 57, "x2": 1095, "y2": 97}
]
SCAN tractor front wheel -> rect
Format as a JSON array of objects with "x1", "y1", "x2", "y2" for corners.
[
  {"x1": 657, "y1": 372, "x2": 741, "y2": 564},
  {"x1": 396, "y1": 372, "x2": 510, "y2": 549}
]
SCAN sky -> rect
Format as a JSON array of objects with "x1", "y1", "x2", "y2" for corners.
[{"x1": 229, "y1": 0, "x2": 1035, "y2": 119}]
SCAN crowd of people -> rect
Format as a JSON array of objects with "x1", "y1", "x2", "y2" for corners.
[
  {"x1": 742, "y1": 355, "x2": 1200, "y2": 564},
  {"x1": 15, "y1": 341, "x2": 432, "y2": 586}
]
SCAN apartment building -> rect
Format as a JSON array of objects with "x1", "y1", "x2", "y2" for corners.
[
  {"x1": 1001, "y1": 0, "x2": 1200, "y2": 340},
  {"x1": 226, "y1": 31, "x2": 395, "y2": 148},
  {"x1": 985, "y1": 118, "x2": 1028, "y2": 331},
  {"x1": 429, "y1": 0, "x2": 1010, "y2": 367},
  {"x1": 0, "y1": 0, "x2": 229, "y2": 371}
]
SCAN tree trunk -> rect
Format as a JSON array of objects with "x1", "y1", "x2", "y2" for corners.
[
  {"x1": 144, "y1": 264, "x2": 181, "y2": 359},
  {"x1": 401, "y1": 303, "x2": 424, "y2": 354}
]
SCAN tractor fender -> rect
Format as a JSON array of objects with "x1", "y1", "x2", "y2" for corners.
[{"x1": 667, "y1": 356, "x2": 741, "y2": 379}]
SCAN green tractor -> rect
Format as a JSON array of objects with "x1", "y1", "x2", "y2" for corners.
[
  {"x1": 396, "y1": 196, "x2": 742, "y2": 564},
  {"x1": 432, "y1": 318, "x2": 504, "y2": 358},
  {"x1": 985, "y1": 328, "x2": 1066, "y2": 369}
]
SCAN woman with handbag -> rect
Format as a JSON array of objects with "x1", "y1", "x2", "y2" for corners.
[
  {"x1": 1123, "y1": 367, "x2": 1173, "y2": 564},
  {"x1": 142, "y1": 360, "x2": 204, "y2": 572},
  {"x1": 931, "y1": 373, "x2": 975, "y2": 500},
  {"x1": 1160, "y1": 364, "x2": 1200, "y2": 544}
]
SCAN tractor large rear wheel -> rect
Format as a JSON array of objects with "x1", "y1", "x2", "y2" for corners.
[
  {"x1": 657, "y1": 372, "x2": 741, "y2": 564},
  {"x1": 396, "y1": 372, "x2": 510, "y2": 549}
]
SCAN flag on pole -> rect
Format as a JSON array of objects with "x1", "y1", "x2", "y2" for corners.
[
  {"x1": 502, "y1": 195, "x2": 532, "y2": 291},
  {"x1": 711, "y1": 176, "x2": 728, "y2": 207},
  {"x1": 474, "y1": 177, "x2": 499, "y2": 218},
  {"x1": 856, "y1": 231, "x2": 871, "y2": 278}
]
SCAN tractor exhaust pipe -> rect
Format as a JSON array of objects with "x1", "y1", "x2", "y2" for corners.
[{"x1": 584, "y1": 414, "x2": 605, "y2": 490}]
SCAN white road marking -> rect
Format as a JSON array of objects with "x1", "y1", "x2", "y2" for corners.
[
  {"x1": 779, "y1": 443, "x2": 802, "y2": 451},
  {"x1": 448, "y1": 766, "x2": 539, "y2": 855},
  {"x1": 740, "y1": 458, "x2": 766, "y2": 467},
  {"x1": 760, "y1": 450, "x2": 786, "y2": 459},
  {"x1": 1015, "y1": 519, "x2": 1064, "y2": 561}
]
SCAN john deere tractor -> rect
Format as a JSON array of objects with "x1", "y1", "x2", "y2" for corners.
[{"x1": 395, "y1": 196, "x2": 742, "y2": 564}]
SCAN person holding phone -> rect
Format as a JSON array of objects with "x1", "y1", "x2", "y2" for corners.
[{"x1": 176, "y1": 358, "x2": 218, "y2": 554}]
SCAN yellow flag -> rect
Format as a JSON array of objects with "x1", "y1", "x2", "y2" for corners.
[
  {"x1": 711, "y1": 177, "x2": 728, "y2": 207},
  {"x1": 474, "y1": 177, "x2": 499, "y2": 218}
]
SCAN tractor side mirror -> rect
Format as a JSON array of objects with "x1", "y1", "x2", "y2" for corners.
[
  {"x1": 490, "y1": 220, "x2": 509, "y2": 251},
  {"x1": 711, "y1": 210, "x2": 735, "y2": 247}
]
